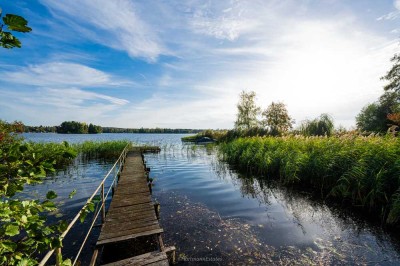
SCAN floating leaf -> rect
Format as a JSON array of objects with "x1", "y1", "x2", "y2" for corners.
[
  {"x1": 68, "y1": 189, "x2": 77, "y2": 199},
  {"x1": 46, "y1": 190, "x2": 57, "y2": 200}
]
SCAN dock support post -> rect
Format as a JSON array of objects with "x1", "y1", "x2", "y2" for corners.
[
  {"x1": 154, "y1": 202, "x2": 160, "y2": 219},
  {"x1": 157, "y1": 233, "x2": 165, "y2": 251}
]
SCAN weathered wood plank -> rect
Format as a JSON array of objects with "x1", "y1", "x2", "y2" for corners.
[
  {"x1": 99, "y1": 223, "x2": 161, "y2": 242},
  {"x1": 97, "y1": 228, "x2": 164, "y2": 246},
  {"x1": 102, "y1": 251, "x2": 168, "y2": 266}
]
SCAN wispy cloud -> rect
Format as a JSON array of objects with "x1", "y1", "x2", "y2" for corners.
[
  {"x1": 1, "y1": 62, "x2": 132, "y2": 88},
  {"x1": 189, "y1": 1, "x2": 260, "y2": 41},
  {"x1": 377, "y1": 0, "x2": 400, "y2": 20},
  {"x1": 39, "y1": 0, "x2": 166, "y2": 61},
  {"x1": 0, "y1": 87, "x2": 129, "y2": 125}
]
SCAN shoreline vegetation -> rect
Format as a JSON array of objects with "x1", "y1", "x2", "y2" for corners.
[
  {"x1": 184, "y1": 127, "x2": 400, "y2": 228},
  {"x1": 219, "y1": 135, "x2": 400, "y2": 227}
]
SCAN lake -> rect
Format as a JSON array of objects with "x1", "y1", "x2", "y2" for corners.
[{"x1": 24, "y1": 133, "x2": 400, "y2": 265}]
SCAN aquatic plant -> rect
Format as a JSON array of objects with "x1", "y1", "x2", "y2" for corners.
[
  {"x1": 72, "y1": 140, "x2": 131, "y2": 159},
  {"x1": 219, "y1": 135, "x2": 400, "y2": 226}
]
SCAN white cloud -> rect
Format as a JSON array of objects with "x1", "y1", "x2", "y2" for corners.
[
  {"x1": 0, "y1": 87, "x2": 129, "y2": 125},
  {"x1": 395, "y1": 0, "x2": 400, "y2": 10},
  {"x1": 39, "y1": 0, "x2": 166, "y2": 61},
  {"x1": 1, "y1": 62, "x2": 132, "y2": 88}
]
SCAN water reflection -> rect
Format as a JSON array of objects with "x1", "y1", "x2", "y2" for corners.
[
  {"x1": 148, "y1": 143, "x2": 400, "y2": 264},
  {"x1": 22, "y1": 134, "x2": 400, "y2": 264}
]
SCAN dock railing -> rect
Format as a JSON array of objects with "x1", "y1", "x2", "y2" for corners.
[{"x1": 38, "y1": 144, "x2": 130, "y2": 266}]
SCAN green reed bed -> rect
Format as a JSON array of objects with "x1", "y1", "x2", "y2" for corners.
[
  {"x1": 219, "y1": 135, "x2": 400, "y2": 225},
  {"x1": 27, "y1": 140, "x2": 131, "y2": 169},
  {"x1": 72, "y1": 140, "x2": 131, "y2": 159}
]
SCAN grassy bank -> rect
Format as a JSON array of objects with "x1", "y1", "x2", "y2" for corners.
[{"x1": 219, "y1": 135, "x2": 400, "y2": 226}]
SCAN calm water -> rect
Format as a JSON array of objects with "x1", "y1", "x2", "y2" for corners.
[{"x1": 24, "y1": 133, "x2": 400, "y2": 265}]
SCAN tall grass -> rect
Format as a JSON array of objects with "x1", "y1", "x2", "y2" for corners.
[
  {"x1": 28, "y1": 140, "x2": 131, "y2": 169},
  {"x1": 72, "y1": 140, "x2": 131, "y2": 159},
  {"x1": 219, "y1": 135, "x2": 400, "y2": 225}
]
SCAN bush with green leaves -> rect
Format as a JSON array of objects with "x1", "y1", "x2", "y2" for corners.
[{"x1": 0, "y1": 121, "x2": 77, "y2": 265}]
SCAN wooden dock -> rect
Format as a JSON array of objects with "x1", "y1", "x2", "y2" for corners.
[{"x1": 92, "y1": 149, "x2": 175, "y2": 265}]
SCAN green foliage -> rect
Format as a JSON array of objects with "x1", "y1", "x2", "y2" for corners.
[
  {"x1": 0, "y1": 11, "x2": 31, "y2": 49},
  {"x1": 72, "y1": 140, "x2": 131, "y2": 159},
  {"x1": 56, "y1": 121, "x2": 90, "y2": 134},
  {"x1": 0, "y1": 120, "x2": 77, "y2": 264},
  {"x1": 382, "y1": 53, "x2": 400, "y2": 93},
  {"x1": 356, "y1": 92, "x2": 399, "y2": 134},
  {"x1": 261, "y1": 102, "x2": 293, "y2": 136},
  {"x1": 88, "y1": 123, "x2": 103, "y2": 134},
  {"x1": 356, "y1": 103, "x2": 387, "y2": 133},
  {"x1": 219, "y1": 135, "x2": 400, "y2": 225},
  {"x1": 298, "y1": 114, "x2": 334, "y2": 136},
  {"x1": 234, "y1": 90, "x2": 261, "y2": 130}
]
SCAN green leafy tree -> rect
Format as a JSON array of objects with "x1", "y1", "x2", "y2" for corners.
[
  {"x1": 356, "y1": 103, "x2": 387, "y2": 133},
  {"x1": 356, "y1": 91, "x2": 400, "y2": 133},
  {"x1": 234, "y1": 90, "x2": 261, "y2": 130},
  {"x1": 88, "y1": 123, "x2": 103, "y2": 134},
  {"x1": 0, "y1": 8, "x2": 32, "y2": 48},
  {"x1": 299, "y1": 113, "x2": 334, "y2": 136},
  {"x1": 382, "y1": 53, "x2": 400, "y2": 93},
  {"x1": 57, "y1": 121, "x2": 89, "y2": 134},
  {"x1": 261, "y1": 102, "x2": 293, "y2": 136}
]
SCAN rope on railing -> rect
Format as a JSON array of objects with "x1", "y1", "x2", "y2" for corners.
[{"x1": 38, "y1": 144, "x2": 130, "y2": 266}]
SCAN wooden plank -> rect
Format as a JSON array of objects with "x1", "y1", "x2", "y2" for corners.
[
  {"x1": 109, "y1": 198, "x2": 152, "y2": 208},
  {"x1": 106, "y1": 207, "x2": 155, "y2": 219},
  {"x1": 105, "y1": 212, "x2": 157, "y2": 222},
  {"x1": 97, "y1": 228, "x2": 164, "y2": 246},
  {"x1": 103, "y1": 217, "x2": 159, "y2": 230},
  {"x1": 102, "y1": 251, "x2": 168, "y2": 266},
  {"x1": 107, "y1": 203, "x2": 155, "y2": 214},
  {"x1": 99, "y1": 223, "x2": 161, "y2": 242}
]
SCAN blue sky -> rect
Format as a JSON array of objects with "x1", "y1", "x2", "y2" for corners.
[{"x1": 0, "y1": 0, "x2": 399, "y2": 129}]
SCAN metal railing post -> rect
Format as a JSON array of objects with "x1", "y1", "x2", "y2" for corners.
[
  {"x1": 56, "y1": 248, "x2": 62, "y2": 266},
  {"x1": 101, "y1": 183, "x2": 105, "y2": 225}
]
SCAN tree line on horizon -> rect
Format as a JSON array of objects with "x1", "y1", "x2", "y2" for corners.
[{"x1": 22, "y1": 121, "x2": 204, "y2": 134}]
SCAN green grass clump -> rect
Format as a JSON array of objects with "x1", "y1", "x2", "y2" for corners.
[
  {"x1": 219, "y1": 135, "x2": 400, "y2": 225},
  {"x1": 73, "y1": 140, "x2": 131, "y2": 159}
]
